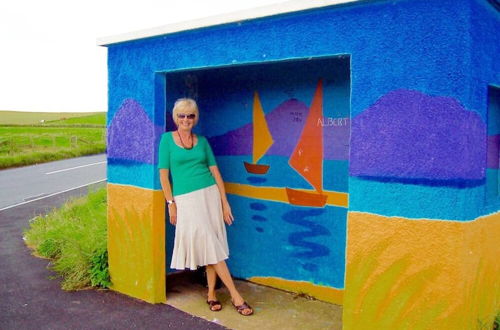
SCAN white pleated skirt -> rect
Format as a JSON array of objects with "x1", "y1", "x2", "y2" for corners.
[{"x1": 170, "y1": 184, "x2": 229, "y2": 270}]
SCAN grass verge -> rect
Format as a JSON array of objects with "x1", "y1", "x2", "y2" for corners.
[{"x1": 24, "y1": 187, "x2": 110, "y2": 290}]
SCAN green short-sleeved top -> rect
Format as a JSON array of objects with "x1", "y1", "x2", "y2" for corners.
[{"x1": 158, "y1": 132, "x2": 217, "y2": 196}]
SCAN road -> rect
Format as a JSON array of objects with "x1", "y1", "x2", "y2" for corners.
[
  {"x1": 0, "y1": 154, "x2": 106, "y2": 210},
  {"x1": 0, "y1": 157, "x2": 224, "y2": 329}
]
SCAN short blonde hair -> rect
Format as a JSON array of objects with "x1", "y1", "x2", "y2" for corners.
[{"x1": 172, "y1": 98, "x2": 199, "y2": 126}]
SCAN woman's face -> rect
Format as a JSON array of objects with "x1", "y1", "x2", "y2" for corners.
[{"x1": 176, "y1": 107, "x2": 196, "y2": 131}]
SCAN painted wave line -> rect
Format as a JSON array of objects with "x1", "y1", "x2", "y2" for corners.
[{"x1": 224, "y1": 182, "x2": 348, "y2": 208}]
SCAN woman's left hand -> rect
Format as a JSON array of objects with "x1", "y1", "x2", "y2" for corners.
[{"x1": 222, "y1": 200, "x2": 234, "y2": 225}]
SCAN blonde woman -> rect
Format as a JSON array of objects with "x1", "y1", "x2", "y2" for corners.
[{"x1": 158, "y1": 98, "x2": 253, "y2": 316}]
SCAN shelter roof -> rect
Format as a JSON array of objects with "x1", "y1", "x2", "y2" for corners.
[{"x1": 97, "y1": 0, "x2": 359, "y2": 46}]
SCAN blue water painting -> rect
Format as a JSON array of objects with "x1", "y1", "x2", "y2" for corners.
[{"x1": 226, "y1": 194, "x2": 347, "y2": 289}]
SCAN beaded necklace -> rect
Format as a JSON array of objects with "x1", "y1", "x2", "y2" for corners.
[{"x1": 177, "y1": 130, "x2": 193, "y2": 150}]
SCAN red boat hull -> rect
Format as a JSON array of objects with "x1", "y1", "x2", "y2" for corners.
[
  {"x1": 285, "y1": 187, "x2": 327, "y2": 207},
  {"x1": 244, "y1": 161, "x2": 270, "y2": 174}
]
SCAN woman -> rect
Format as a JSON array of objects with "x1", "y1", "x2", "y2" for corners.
[{"x1": 158, "y1": 98, "x2": 253, "y2": 316}]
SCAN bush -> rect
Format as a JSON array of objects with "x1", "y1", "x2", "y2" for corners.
[
  {"x1": 24, "y1": 187, "x2": 110, "y2": 290},
  {"x1": 90, "y1": 248, "x2": 111, "y2": 288}
]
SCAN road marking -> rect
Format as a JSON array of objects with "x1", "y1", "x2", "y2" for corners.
[
  {"x1": 45, "y1": 161, "x2": 106, "y2": 175},
  {"x1": 0, "y1": 179, "x2": 107, "y2": 212},
  {"x1": 24, "y1": 193, "x2": 49, "y2": 201}
]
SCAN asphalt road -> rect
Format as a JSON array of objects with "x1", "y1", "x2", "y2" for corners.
[
  {"x1": 0, "y1": 165, "x2": 225, "y2": 329},
  {"x1": 0, "y1": 154, "x2": 107, "y2": 210}
]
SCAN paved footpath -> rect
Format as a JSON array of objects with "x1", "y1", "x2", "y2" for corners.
[{"x1": 0, "y1": 182, "x2": 225, "y2": 330}]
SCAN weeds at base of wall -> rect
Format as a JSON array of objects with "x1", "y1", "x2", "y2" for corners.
[
  {"x1": 23, "y1": 187, "x2": 110, "y2": 290},
  {"x1": 90, "y1": 249, "x2": 111, "y2": 288}
]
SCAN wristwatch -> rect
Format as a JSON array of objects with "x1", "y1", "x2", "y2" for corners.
[{"x1": 167, "y1": 200, "x2": 175, "y2": 205}]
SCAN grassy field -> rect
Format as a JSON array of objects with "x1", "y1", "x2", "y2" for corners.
[
  {"x1": 0, "y1": 111, "x2": 106, "y2": 169},
  {"x1": 0, "y1": 110, "x2": 105, "y2": 125},
  {"x1": 46, "y1": 113, "x2": 106, "y2": 126},
  {"x1": 24, "y1": 187, "x2": 109, "y2": 290}
]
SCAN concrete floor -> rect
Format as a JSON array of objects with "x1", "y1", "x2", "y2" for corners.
[{"x1": 165, "y1": 271, "x2": 343, "y2": 330}]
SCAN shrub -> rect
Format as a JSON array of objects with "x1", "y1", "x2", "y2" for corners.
[
  {"x1": 90, "y1": 248, "x2": 111, "y2": 288},
  {"x1": 24, "y1": 187, "x2": 109, "y2": 290}
]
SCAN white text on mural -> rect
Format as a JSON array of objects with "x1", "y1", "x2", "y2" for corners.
[{"x1": 317, "y1": 117, "x2": 349, "y2": 127}]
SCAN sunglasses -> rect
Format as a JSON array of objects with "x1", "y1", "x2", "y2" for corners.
[{"x1": 177, "y1": 113, "x2": 196, "y2": 119}]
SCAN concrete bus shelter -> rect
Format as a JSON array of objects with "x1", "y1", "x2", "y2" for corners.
[{"x1": 99, "y1": 0, "x2": 499, "y2": 328}]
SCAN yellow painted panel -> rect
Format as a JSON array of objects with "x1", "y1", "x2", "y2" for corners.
[
  {"x1": 252, "y1": 91, "x2": 274, "y2": 164},
  {"x1": 225, "y1": 182, "x2": 348, "y2": 208},
  {"x1": 463, "y1": 212, "x2": 500, "y2": 329},
  {"x1": 249, "y1": 276, "x2": 343, "y2": 305},
  {"x1": 343, "y1": 212, "x2": 500, "y2": 330},
  {"x1": 107, "y1": 184, "x2": 166, "y2": 303}
]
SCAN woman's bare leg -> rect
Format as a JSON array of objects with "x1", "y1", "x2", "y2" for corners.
[
  {"x1": 212, "y1": 260, "x2": 253, "y2": 315},
  {"x1": 206, "y1": 265, "x2": 221, "y2": 311}
]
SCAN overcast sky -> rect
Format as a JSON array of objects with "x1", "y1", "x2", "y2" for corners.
[{"x1": 0, "y1": 0, "x2": 286, "y2": 112}]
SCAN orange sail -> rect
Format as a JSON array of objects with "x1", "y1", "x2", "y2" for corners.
[
  {"x1": 244, "y1": 91, "x2": 274, "y2": 174},
  {"x1": 287, "y1": 79, "x2": 327, "y2": 207}
]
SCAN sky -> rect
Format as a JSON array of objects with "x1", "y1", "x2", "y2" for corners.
[{"x1": 0, "y1": 0, "x2": 286, "y2": 113}]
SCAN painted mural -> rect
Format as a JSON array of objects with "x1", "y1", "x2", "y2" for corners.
[
  {"x1": 215, "y1": 81, "x2": 347, "y2": 303},
  {"x1": 343, "y1": 212, "x2": 500, "y2": 329},
  {"x1": 108, "y1": 98, "x2": 163, "y2": 164},
  {"x1": 349, "y1": 89, "x2": 489, "y2": 221},
  {"x1": 103, "y1": 0, "x2": 500, "y2": 327},
  {"x1": 243, "y1": 91, "x2": 273, "y2": 175},
  {"x1": 344, "y1": 87, "x2": 500, "y2": 329},
  {"x1": 107, "y1": 57, "x2": 352, "y2": 305},
  {"x1": 161, "y1": 57, "x2": 351, "y2": 303},
  {"x1": 107, "y1": 99, "x2": 167, "y2": 303},
  {"x1": 107, "y1": 184, "x2": 166, "y2": 303},
  {"x1": 350, "y1": 89, "x2": 486, "y2": 188},
  {"x1": 162, "y1": 71, "x2": 351, "y2": 303}
]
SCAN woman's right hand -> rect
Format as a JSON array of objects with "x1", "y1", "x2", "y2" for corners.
[{"x1": 168, "y1": 203, "x2": 177, "y2": 225}]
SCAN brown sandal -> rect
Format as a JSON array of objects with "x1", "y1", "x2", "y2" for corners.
[
  {"x1": 232, "y1": 301, "x2": 254, "y2": 316},
  {"x1": 207, "y1": 300, "x2": 222, "y2": 312}
]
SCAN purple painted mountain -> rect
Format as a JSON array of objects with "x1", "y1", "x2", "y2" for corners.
[
  {"x1": 108, "y1": 99, "x2": 164, "y2": 164},
  {"x1": 350, "y1": 89, "x2": 486, "y2": 184},
  {"x1": 208, "y1": 98, "x2": 350, "y2": 160}
]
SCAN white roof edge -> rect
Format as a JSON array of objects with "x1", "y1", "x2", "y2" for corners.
[{"x1": 97, "y1": 0, "x2": 359, "y2": 46}]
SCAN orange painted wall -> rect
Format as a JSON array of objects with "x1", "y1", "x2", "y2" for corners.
[
  {"x1": 107, "y1": 184, "x2": 166, "y2": 303},
  {"x1": 343, "y1": 212, "x2": 500, "y2": 329}
]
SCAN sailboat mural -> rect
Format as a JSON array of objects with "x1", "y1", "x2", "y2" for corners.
[
  {"x1": 243, "y1": 91, "x2": 275, "y2": 174},
  {"x1": 286, "y1": 79, "x2": 328, "y2": 207}
]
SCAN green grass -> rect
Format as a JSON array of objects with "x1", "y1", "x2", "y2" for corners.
[
  {"x1": 24, "y1": 187, "x2": 110, "y2": 290},
  {"x1": 0, "y1": 126, "x2": 106, "y2": 169},
  {"x1": 45, "y1": 113, "x2": 106, "y2": 126},
  {"x1": 0, "y1": 111, "x2": 105, "y2": 125}
]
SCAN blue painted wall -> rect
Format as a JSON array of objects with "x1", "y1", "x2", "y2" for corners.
[{"x1": 106, "y1": 0, "x2": 500, "y2": 290}]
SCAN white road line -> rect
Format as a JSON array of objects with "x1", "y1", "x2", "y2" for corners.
[
  {"x1": 0, "y1": 179, "x2": 107, "y2": 212},
  {"x1": 45, "y1": 161, "x2": 107, "y2": 175},
  {"x1": 23, "y1": 193, "x2": 49, "y2": 201}
]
